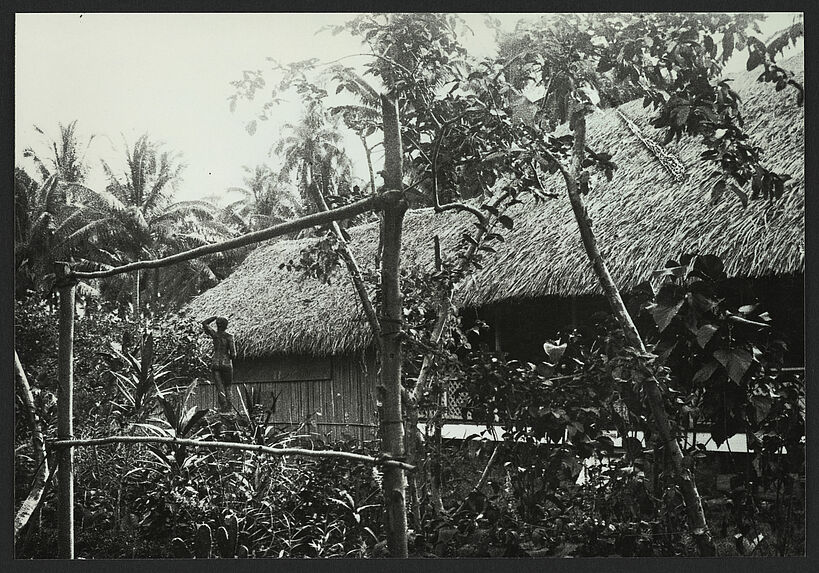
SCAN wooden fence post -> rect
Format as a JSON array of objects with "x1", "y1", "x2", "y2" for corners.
[
  {"x1": 55, "y1": 262, "x2": 76, "y2": 559},
  {"x1": 379, "y1": 94, "x2": 409, "y2": 557}
]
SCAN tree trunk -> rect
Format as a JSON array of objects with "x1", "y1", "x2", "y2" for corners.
[
  {"x1": 410, "y1": 236, "x2": 448, "y2": 517},
  {"x1": 455, "y1": 444, "x2": 501, "y2": 514},
  {"x1": 14, "y1": 351, "x2": 50, "y2": 540},
  {"x1": 132, "y1": 268, "x2": 140, "y2": 323},
  {"x1": 429, "y1": 420, "x2": 445, "y2": 516},
  {"x1": 362, "y1": 134, "x2": 377, "y2": 194},
  {"x1": 152, "y1": 267, "x2": 159, "y2": 315},
  {"x1": 55, "y1": 262, "x2": 76, "y2": 559},
  {"x1": 564, "y1": 114, "x2": 716, "y2": 556},
  {"x1": 405, "y1": 195, "x2": 508, "y2": 517},
  {"x1": 51, "y1": 435, "x2": 414, "y2": 469},
  {"x1": 403, "y1": 388, "x2": 423, "y2": 529},
  {"x1": 379, "y1": 94, "x2": 409, "y2": 558}
]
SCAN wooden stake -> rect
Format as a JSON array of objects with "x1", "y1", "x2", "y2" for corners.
[{"x1": 55, "y1": 262, "x2": 76, "y2": 559}]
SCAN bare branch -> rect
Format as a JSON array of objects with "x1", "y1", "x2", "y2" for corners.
[
  {"x1": 437, "y1": 202, "x2": 488, "y2": 222},
  {"x1": 429, "y1": 118, "x2": 488, "y2": 225},
  {"x1": 534, "y1": 150, "x2": 573, "y2": 189},
  {"x1": 454, "y1": 443, "x2": 501, "y2": 514}
]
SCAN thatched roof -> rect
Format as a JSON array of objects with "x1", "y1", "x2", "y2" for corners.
[{"x1": 187, "y1": 54, "x2": 804, "y2": 358}]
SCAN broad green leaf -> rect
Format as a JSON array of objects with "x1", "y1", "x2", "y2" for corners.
[
  {"x1": 713, "y1": 347, "x2": 754, "y2": 384},
  {"x1": 692, "y1": 360, "x2": 720, "y2": 384},
  {"x1": 710, "y1": 178, "x2": 725, "y2": 204},
  {"x1": 498, "y1": 215, "x2": 514, "y2": 230},
  {"x1": 650, "y1": 299, "x2": 685, "y2": 332},
  {"x1": 730, "y1": 183, "x2": 749, "y2": 207},
  {"x1": 695, "y1": 324, "x2": 719, "y2": 348},
  {"x1": 542, "y1": 341, "x2": 567, "y2": 365}
]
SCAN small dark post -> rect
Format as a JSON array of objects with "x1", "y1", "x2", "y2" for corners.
[{"x1": 55, "y1": 262, "x2": 76, "y2": 559}]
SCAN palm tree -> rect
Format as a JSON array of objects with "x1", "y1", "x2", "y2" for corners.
[
  {"x1": 23, "y1": 120, "x2": 95, "y2": 184},
  {"x1": 14, "y1": 167, "x2": 109, "y2": 301},
  {"x1": 16, "y1": 121, "x2": 103, "y2": 297},
  {"x1": 274, "y1": 104, "x2": 354, "y2": 213},
  {"x1": 223, "y1": 164, "x2": 303, "y2": 232},
  {"x1": 88, "y1": 134, "x2": 235, "y2": 317}
]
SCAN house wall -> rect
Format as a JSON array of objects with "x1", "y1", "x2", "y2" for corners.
[
  {"x1": 194, "y1": 276, "x2": 803, "y2": 436},
  {"x1": 195, "y1": 351, "x2": 379, "y2": 442}
]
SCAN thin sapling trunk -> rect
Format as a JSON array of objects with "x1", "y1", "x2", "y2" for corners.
[
  {"x1": 14, "y1": 351, "x2": 50, "y2": 540},
  {"x1": 562, "y1": 112, "x2": 716, "y2": 556}
]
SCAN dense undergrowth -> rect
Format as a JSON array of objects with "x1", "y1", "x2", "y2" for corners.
[{"x1": 14, "y1": 259, "x2": 805, "y2": 557}]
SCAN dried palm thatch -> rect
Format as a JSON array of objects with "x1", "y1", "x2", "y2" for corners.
[{"x1": 187, "y1": 54, "x2": 804, "y2": 358}]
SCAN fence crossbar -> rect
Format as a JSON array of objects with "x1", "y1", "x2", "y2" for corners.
[
  {"x1": 70, "y1": 194, "x2": 382, "y2": 280},
  {"x1": 50, "y1": 435, "x2": 415, "y2": 471}
]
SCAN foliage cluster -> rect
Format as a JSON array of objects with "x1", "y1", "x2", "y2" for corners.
[
  {"x1": 444, "y1": 254, "x2": 804, "y2": 556},
  {"x1": 15, "y1": 309, "x2": 387, "y2": 559}
]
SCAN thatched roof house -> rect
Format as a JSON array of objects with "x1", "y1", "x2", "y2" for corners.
[
  {"x1": 189, "y1": 53, "x2": 804, "y2": 360},
  {"x1": 187, "y1": 54, "x2": 802, "y2": 438}
]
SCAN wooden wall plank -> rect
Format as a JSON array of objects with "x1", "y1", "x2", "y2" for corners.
[{"x1": 194, "y1": 352, "x2": 380, "y2": 441}]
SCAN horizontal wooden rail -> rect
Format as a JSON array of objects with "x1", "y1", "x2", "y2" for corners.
[
  {"x1": 70, "y1": 194, "x2": 382, "y2": 280},
  {"x1": 50, "y1": 435, "x2": 414, "y2": 471}
]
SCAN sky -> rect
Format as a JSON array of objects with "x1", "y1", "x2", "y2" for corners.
[{"x1": 15, "y1": 12, "x2": 803, "y2": 204}]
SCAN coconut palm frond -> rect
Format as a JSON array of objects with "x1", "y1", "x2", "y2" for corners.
[
  {"x1": 167, "y1": 233, "x2": 213, "y2": 251},
  {"x1": 187, "y1": 218, "x2": 239, "y2": 239},
  {"x1": 66, "y1": 182, "x2": 129, "y2": 212},
  {"x1": 152, "y1": 200, "x2": 220, "y2": 223},
  {"x1": 84, "y1": 246, "x2": 124, "y2": 267},
  {"x1": 34, "y1": 175, "x2": 61, "y2": 215},
  {"x1": 64, "y1": 218, "x2": 116, "y2": 243}
]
